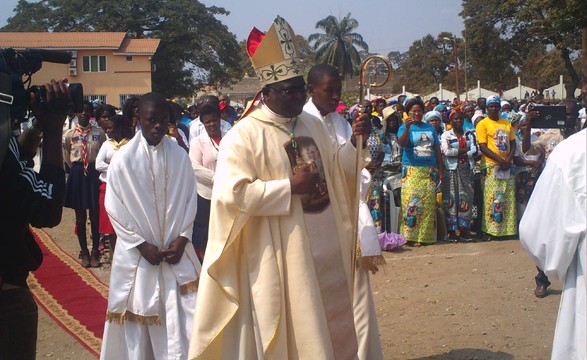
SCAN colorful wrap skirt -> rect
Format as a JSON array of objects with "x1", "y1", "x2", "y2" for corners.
[
  {"x1": 400, "y1": 165, "x2": 438, "y2": 244},
  {"x1": 442, "y1": 163, "x2": 474, "y2": 232},
  {"x1": 481, "y1": 166, "x2": 517, "y2": 236},
  {"x1": 366, "y1": 168, "x2": 387, "y2": 233}
]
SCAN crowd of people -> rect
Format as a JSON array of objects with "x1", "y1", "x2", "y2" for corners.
[
  {"x1": 338, "y1": 93, "x2": 585, "y2": 250},
  {"x1": 67, "y1": 87, "x2": 585, "y2": 267},
  {"x1": 2, "y1": 16, "x2": 585, "y2": 360},
  {"x1": 52, "y1": 57, "x2": 585, "y2": 360},
  {"x1": 51, "y1": 64, "x2": 586, "y2": 360}
]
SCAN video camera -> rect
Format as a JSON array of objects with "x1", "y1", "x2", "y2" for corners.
[{"x1": 0, "y1": 48, "x2": 84, "y2": 166}]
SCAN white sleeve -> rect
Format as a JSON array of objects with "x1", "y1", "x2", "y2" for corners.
[
  {"x1": 95, "y1": 141, "x2": 110, "y2": 174},
  {"x1": 519, "y1": 139, "x2": 586, "y2": 280}
]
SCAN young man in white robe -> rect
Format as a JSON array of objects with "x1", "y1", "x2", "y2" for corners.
[
  {"x1": 519, "y1": 128, "x2": 586, "y2": 360},
  {"x1": 304, "y1": 63, "x2": 384, "y2": 360},
  {"x1": 189, "y1": 17, "x2": 371, "y2": 359},
  {"x1": 101, "y1": 92, "x2": 201, "y2": 360}
]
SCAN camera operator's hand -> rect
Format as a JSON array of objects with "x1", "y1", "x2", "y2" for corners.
[
  {"x1": 22, "y1": 78, "x2": 71, "y2": 168},
  {"x1": 30, "y1": 78, "x2": 71, "y2": 130}
]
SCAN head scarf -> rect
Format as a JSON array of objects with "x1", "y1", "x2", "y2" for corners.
[
  {"x1": 486, "y1": 95, "x2": 501, "y2": 106},
  {"x1": 472, "y1": 113, "x2": 485, "y2": 124},
  {"x1": 434, "y1": 104, "x2": 448, "y2": 112},
  {"x1": 424, "y1": 111, "x2": 442, "y2": 123},
  {"x1": 501, "y1": 100, "x2": 511, "y2": 109},
  {"x1": 449, "y1": 107, "x2": 463, "y2": 119},
  {"x1": 402, "y1": 96, "x2": 411, "y2": 107}
]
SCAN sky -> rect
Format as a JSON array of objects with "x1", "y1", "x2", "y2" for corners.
[{"x1": 1, "y1": 0, "x2": 465, "y2": 55}]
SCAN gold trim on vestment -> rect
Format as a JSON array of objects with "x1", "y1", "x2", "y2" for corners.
[
  {"x1": 105, "y1": 311, "x2": 161, "y2": 326},
  {"x1": 355, "y1": 255, "x2": 386, "y2": 274},
  {"x1": 179, "y1": 279, "x2": 199, "y2": 295}
]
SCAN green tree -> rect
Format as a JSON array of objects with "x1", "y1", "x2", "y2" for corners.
[
  {"x1": 387, "y1": 51, "x2": 407, "y2": 70},
  {"x1": 462, "y1": 0, "x2": 586, "y2": 98},
  {"x1": 294, "y1": 35, "x2": 316, "y2": 71},
  {"x1": 308, "y1": 13, "x2": 369, "y2": 79},
  {"x1": 3, "y1": 0, "x2": 244, "y2": 97},
  {"x1": 398, "y1": 33, "x2": 457, "y2": 94}
]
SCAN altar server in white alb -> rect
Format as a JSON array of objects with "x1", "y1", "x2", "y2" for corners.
[
  {"x1": 304, "y1": 63, "x2": 384, "y2": 360},
  {"x1": 101, "y1": 92, "x2": 201, "y2": 360},
  {"x1": 519, "y1": 129, "x2": 586, "y2": 360}
]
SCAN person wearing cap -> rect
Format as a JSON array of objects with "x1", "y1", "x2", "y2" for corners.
[
  {"x1": 475, "y1": 95, "x2": 517, "y2": 241},
  {"x1": 189, "y1": 17, "x2": 371, "y2": 360}
]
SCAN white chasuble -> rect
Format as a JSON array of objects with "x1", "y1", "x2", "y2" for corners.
[{"x1": 189, "y1": 102, "x2": 368, "y2": 359}]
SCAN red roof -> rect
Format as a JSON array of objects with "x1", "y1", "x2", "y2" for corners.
[
  {"x1": 115, "y1": 38, "x2": 160, "y2": 54},
  {"x1": 0, "y1": 32, "x2": 159, "y2": 55}
]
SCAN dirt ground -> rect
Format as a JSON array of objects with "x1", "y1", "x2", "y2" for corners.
[{"x1": 36, "y1": 208, "x2": 560, "y2": 359}]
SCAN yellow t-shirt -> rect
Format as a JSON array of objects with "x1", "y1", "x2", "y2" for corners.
[{"x1": 476, "y1": 116, "x2": 515, "y2": 165}]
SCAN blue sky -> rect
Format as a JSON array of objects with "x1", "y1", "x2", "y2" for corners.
[{"x1": 1, "y1": 0, "x2": 465, "y2": 55}]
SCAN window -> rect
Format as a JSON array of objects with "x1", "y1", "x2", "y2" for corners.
[
  {"x1": 82, "y1": 55, "x2": 107, "y2": 72},
  {"x1": 84, "y1": 95, "x2": 107, "y2": 104},
  {"x1": 119, "y1": 94, "x2": 142, "y2": 108},
  {"x1": 126, "y1": 55, "x2": 133, "y2": 62}
]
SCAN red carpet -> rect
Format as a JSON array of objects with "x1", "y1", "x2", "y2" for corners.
[{"x1": 27, "y1": 227, "x2": 108, "y2": 357}]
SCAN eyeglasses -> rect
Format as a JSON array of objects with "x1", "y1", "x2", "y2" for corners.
[{"x1": 267, "y1": 84, "x2": 307, "y2": 96}]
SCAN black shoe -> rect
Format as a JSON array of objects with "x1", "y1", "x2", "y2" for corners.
[
  {"x1": 459, "y1": 232, "x2": 474, "y2": 242},
  {"x1": 534, "y1": 284, "x2": 548, "y2": 298}
]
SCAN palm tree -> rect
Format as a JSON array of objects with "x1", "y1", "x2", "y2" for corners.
[{"x1": 308, "y1": 13, "x2": 369, "y2": 78}]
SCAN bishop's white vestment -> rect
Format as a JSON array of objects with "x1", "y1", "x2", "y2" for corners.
[{"x1": 189, "y1": 101, "x2": 367, "y2": 359}]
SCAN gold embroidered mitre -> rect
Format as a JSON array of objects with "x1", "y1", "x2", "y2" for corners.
[{"x1": 246, "y1": 16, "x2": 303, "y2": 85}]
